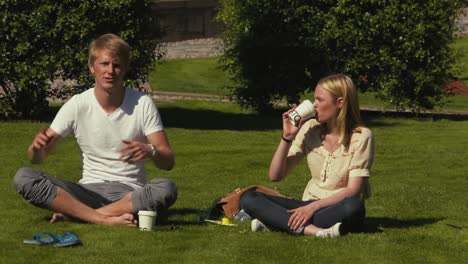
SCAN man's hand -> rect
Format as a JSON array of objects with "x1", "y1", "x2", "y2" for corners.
[
  {"x1": 29, "y1": 128, "x2": 57, "y2": 163},
  {"x1": 31, "y1": 128, "x2": 51, "y2": 151},
  {"x1": 119, "y1": 140, "x2": 151, "y2": 162}
]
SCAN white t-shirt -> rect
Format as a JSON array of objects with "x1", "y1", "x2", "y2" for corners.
[{"x1": 50, "y1": 87, "x2": 164, "y2": 189}]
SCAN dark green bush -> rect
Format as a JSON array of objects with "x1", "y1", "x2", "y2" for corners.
[
  {"x1": 0, "y1": 0, "x2": 163, "y2": 119},
  {"x1": 218, "y1": 0, "x2": 465, "y2": 112}
]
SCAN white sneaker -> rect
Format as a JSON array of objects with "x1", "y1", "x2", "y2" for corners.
[
  {"x1": 251, "y1": 219, "x2": 270, "y2": 232},
  {"x1": 315, "y1": 222, "x2": 342, "y2": 238}
]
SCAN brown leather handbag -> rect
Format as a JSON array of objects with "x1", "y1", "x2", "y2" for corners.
[{"x1": 217, "y1": 185, "x2": 286, "y2": 217}]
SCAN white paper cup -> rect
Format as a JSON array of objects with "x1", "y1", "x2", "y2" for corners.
[
  {"x1": 138, "y1": 210, "x2": 157, "y2": 231},
  {"x1": 288, "y1": 99, "x2": 316, "y2": 126}
]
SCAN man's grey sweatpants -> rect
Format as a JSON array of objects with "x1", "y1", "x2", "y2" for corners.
[{"x1": 13, "y1": 167, "x2": 177, "y2": 212}]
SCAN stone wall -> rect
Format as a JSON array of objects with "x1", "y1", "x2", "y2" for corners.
[
  {"x1": 162, "y1": 37, "x2": 223, "y2": 59},
  {"x1": 152, "y1": 0, "x2": 223, "y2": 42},
  {"x1": 457, "y1": 7, "x2": 468, "y2": 36}
]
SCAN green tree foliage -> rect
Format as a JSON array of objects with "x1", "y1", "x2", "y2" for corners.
[
  {"x1": 0, "y1": 0, "x2": 163, "y2": 119},
  {"x1": 218, "y1": 0, "x2": 465, "y2": 111}
]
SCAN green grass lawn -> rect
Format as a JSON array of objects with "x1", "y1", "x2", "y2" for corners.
[
  {"x1": 1, "y1": 100, "x2": 467, "y2": 263},
  {"x1": 451, "y1": 35, "x2": 468, "y2": 84},
  {"x1": 149, "y1": 36, "x2": 468, "y2": 112},
  {"x1": 148, "y1": 57, "x2": 234, "y2": 96}
]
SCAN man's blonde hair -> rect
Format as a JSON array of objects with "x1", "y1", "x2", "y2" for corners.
[
  {"x1": 317, "y1": 74, "x2": 364, "y2": 147},
  {"x1": 88, "y1": 33, "x2": 131, "y2": 69}
]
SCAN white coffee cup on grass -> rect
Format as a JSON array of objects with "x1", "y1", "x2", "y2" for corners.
[
  {"x1": 138, "y1": 210, "x2": 157, "y2": 231},
  {"x1": 288, "y1": 99, "x2": 316, "y2": 126}
]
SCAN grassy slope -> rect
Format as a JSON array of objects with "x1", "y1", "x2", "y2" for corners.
[
  {"x1": 149, "y1": 36, "x2": 468, "y2": 112},
  {"x1": 0, "y1": 100, "x2": 467, "y2": 263},
  {"x1": 451, "y1": 35, "x2": 468, "y2": 83},
  {"x1": 148, "y1": 57, "x2": 233, "y2": 96}
]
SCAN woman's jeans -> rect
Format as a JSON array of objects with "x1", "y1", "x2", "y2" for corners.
[{"x1": 240, "y1": 191, "x2": 365, "y2": 234}]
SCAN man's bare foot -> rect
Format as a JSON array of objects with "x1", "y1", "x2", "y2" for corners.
[
  {"x1": 50, "y1": 212, "x2": 70, "y2": 223},
  {"x1": 106, "y1": 213, "x2": 137, "y2": 226},
  {"x1": 51, "y1": 212, "x2": 136, "y2": 226}
]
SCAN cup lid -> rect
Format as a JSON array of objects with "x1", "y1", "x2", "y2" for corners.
[{"x1": 138, "y1": 210, "x2": 157, "y2": 216}]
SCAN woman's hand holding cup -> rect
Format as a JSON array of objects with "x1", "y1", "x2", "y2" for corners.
[
  {"x1": 282, "y1": 106, "x2": 302, "y2": 141},
  {"x1": 283, "y1": 100, "x2": 316, "y2": 141}
]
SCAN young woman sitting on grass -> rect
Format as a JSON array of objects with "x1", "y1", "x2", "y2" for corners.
[{"x1": 240, "y1": 74, "x2": 374, "y2": 237}]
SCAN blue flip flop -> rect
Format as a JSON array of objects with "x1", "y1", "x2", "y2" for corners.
[
  {"x1": 23, "y1": 231, "x2": 81, "y2": 247},
  {"x1": 23, "y1": 232, "x2": 58, "y2": 245},
  {"x1": 53, "y1": 231, "x2": 81, "y2": 247}
]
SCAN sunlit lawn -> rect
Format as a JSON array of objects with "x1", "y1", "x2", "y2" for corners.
[
  {"x1": 1, "y1": 100, "x2": 467, "y2": 263},
  {"x1": 2, "y1": 34, "x2": 467, "y2": 264},
  {"x1": 148, "y1": 57, "x2": 233, "y2": 96}
]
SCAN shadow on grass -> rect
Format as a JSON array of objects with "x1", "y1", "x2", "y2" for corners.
[
  {"x1": 362, "y1": 216, "x2": 443, "y2": 233},
  {"x1": 158, "y1": 208, "x2": 201, "y2": 226},
  {"x1": 37, "y1": 208, "x2": 200, "y2": 227},
  {"x1": 160, "y1": 212, "x2": 443, "y2": 235},
  {"x1": 20, "y1": 104, "x2": 468, "y2": 131},
  {"x1": 159, "y1": 107, "x2": 281, "y2": 131},
  {"x1": 159, "y1": 107, "x2": 402, "y2": 131},
  {"x1": 40, "y1": 210, "x2": 443, "y2": 235},
  {"x1": 362, "y1": 109, "x2": 468, "y2": 121}
]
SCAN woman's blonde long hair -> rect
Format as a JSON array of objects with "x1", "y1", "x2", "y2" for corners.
[{"x1": 317, "y1": 74, "x2": 364, "y2": 147}]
